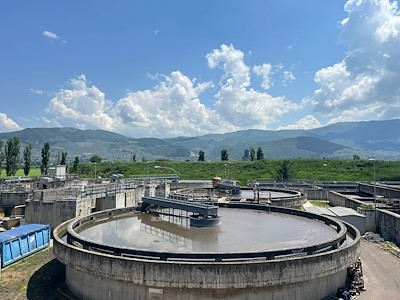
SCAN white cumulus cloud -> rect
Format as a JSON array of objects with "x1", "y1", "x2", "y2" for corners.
[
  {"x1": 30, "y1": 88, "x2": 44, "y2": 95},
  {"x1": 42, "y1": 30, "x2": 66, "y2": 43},
  {"x1": 312, "y1": 0, "x2": 400, "y2": 123},
  {"x1": 282, "y1": 71, "x2": 296, "y2": 85},
  {"x1": 207, "y1": 44, "x2": 301, "y2": 128},
  {"x1": 45, "y1": 72, "x2": 236, "y2": 137},
  {"x1": 0, "y1": 113, "x2": 22, "y2": 132},
  {"x1": 253, "y1": 63, "x2": 273, "y2": 90},
  {"x1": 46, "y1": 75, "x2": 116, "y2": 131},
  {"x1": 113, "y1": 71, "x2": 235, "y2": 137},
  {"x1": 278, "y1": 115, "x2": 322, "y2": 130},
  {"x1": 44, "y1": 44, "x2": 305, "y2": 137},
  {"x1": 207, "y1": 44, "x2": 251, "y2": 90}
]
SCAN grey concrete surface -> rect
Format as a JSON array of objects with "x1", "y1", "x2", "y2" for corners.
[
  {"x1": 54, "y1": 205, "x2": 361, "y2": 300},
  {"x1": 357, "y1": 240, "x2": 400, "y2": 299}
]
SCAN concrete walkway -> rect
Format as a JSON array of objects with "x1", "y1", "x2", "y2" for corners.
[{"x1": 357, "y1": 239, "x2": 400, "y2": 299}]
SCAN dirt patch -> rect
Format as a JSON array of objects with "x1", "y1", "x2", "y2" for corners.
[{"x1": 0, "y1": 246, "x2": 74, "y2": 300}]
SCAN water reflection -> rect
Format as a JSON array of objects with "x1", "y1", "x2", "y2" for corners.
[{"x1": 79, "y1": 208, "x2": 337, "y2": 253}]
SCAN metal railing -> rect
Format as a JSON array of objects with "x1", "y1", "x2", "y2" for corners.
[{"x1": 63, "y1": 204, "x2": 351, "y2": 262}]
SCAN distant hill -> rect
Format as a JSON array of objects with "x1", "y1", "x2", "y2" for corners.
[
  {"x1": 0, "y1": 119, "x2": 399, "y2": 162},
  {"x1": 306, "y1": 119, "x2": 400, "y2": 151},
  {"x1": 184, "y1": 119, "x2": 400, "y2": 160},
  {"x1": 0, "y1": 128, "x2": 188, "y2": 162}
]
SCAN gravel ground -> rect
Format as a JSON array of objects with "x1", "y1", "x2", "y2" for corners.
[{"x1": 0, "y1": 246, "x2": 72, "y2": 300}]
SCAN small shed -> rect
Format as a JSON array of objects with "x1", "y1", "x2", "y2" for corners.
[
  {"x1": 305, "y1": 205, "x2": 366, "y2": 235},
  {"x1": 49, "y1": 165, "x2": 67, "y2": 178}
]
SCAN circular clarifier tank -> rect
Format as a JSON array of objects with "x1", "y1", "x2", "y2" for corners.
[
  {"x1": 54, "y1": 204, "x2": 361, "y2": 300},
  {"x1": 78, "y1": 208, "x2": 338, "y2": 254}
]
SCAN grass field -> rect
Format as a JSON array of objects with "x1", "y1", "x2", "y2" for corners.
[
  {"x1": 1, "y1": 159, "x2": 399, "y2": 184},
  {"x1": 309, "y1": 200, "x2": 332, "y2": 208},
  {"x1": 0, "y1": 168, "x2": 41, "y2": 178},
  {"x1": 0, "y1": 247, "x2": 70, "y2": 300},
  {"x1": 76, "y1": 159, "x2": 400, "y2": 184}
]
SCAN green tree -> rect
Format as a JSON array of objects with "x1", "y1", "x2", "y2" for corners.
[
  {"x1": 275, "y1": 160, "x2": 292, "y2": 182},
  {"x1": 41, "y1": 142, "x2": 50, "y2": 175},
  {"x1": 60, "y1": 151, "x2": 67, "y2": 165},
  {"x1": 5, "y1": 137, "x2": 20, "y2": 176},
  {"x1": 23, "y1": 144, "x2": 33, "y2": 176},
  {"x1": 198, "y1": 150, "x2": 205, "y2": 161},
  {"x1": 0, "y1": 140, "x2": 5, "y2": 175},
  {"x1": 72, "y1": 156, "x2": 80, "y2": 173},
  {"x1": 89, "y1": 154, "x2": 102, "y2": 163},
  {"x1": 249, "y1": 147, "x2": 255, "y2": 161},
  {"x1": 256, "y1": 147, "x2": 264, "y2": 160},
  {"x1": 353, "y1": 154, "x2": 360, "y2": 160},
  {"x1": 221, "y1": 149, "x2": 229, "y2": 161}
]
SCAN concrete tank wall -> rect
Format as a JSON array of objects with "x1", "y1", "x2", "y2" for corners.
[
  {"x1": 329, "y1": 191, "x2": 365, "y2": 210},
  {"x1": 24, "y1": 188, "x2": 138, "y2": 230},
  {"x1": 125, "y1": 189, "x2": 136, "y2": 207},
  {"x1": 55, "y1": 236, "x2": 358, "y2": 300},
  {"x1": 359, "y1": 183, "x2": 400, "y2": 199},
  {"x1": 65, "y1": 264, "x2": 348, "y2": 300},
  {"x1": 0, "y1": 191, "x2": 31, "y2": 209},
  {"x1": 379, "y1": 209, "x2": 400, "y2": 242},
  {"x1": 271, "y1": 193, "x2": 307, "y2": 207},
  {"x1": 54, "y1": 207, "x2": 361, "y2": 300},
  {"x1": 33, "y1": 189, "x2": 65, "y2": 202},
  {"x1": 328, "y1": 190, "x2": 400, "y2": 245},
  {"x1": 76, "y1": 196, "x2": 95, "y2": 217},
  {"x1": 96, "y1": 193, "x2": 125, "y2": 211},
  {"x1": 239, "y1": 187, "x2": 307, "y2": 207},
  {"x1": 305, "y1": 188, "x2": 329, "y2": 200},
  {"x1": 357, "y1": 208, "x2": 376, "y2": 232},
  {"x1": 25, "y1": 199, "x2": 77, "y2": 229}
]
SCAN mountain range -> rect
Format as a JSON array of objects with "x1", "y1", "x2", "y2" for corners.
[{"x1": 0, "y1": 119, "x2": 399, "y2": 162}]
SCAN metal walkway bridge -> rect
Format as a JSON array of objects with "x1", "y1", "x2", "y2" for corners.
[{"x1": 141, "y1": 196, "x2": 218, "y2": 217}]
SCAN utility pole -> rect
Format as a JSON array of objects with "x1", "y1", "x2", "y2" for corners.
[
  {"x1": 369, "y1": 159, "x2": 377, "y2": 229},
  {"x1": 224, "y1": 164, "x2": 227, "y2": 180},
  {"x1": 323, "y1": 163, "x2": 328, "y2": 202}
]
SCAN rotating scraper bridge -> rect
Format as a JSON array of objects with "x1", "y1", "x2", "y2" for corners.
[{"x1": 141, "y1": 196, "x2": 218, "y2": 217}]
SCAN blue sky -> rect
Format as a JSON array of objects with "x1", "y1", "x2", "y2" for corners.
[{"x1": 1, "y1": 0, "x2": 399, "y2": 138}]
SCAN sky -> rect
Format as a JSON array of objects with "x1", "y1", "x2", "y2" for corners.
[{"x1": 1, "y1": 0, "x2": 400, "y2": 138}]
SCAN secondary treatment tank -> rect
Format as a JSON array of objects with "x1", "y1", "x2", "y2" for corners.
[{"x1": 54, "y1": 203, "x2": 360, "y2": 300}]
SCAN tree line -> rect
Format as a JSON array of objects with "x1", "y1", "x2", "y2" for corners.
[
  {"x1": 0, "y1": 138, "x2": 67, "y2": 176},
  {"x1": 197, "y1": 147, "x2": 265, "y2": 161}
]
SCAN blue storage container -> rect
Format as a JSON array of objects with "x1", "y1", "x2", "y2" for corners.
[{"x1": 0, "y1": 224, "x2": 50, "y2": 268}]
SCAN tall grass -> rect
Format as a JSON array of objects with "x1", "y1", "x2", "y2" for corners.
[
  {"x1": 76, "y1": 159, "x2": 400, "y2": 184},
  {"x1": 1, "y1": 160, "x2": 398, "y2": 183}
]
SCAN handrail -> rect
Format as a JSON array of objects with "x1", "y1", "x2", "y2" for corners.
[{"x1": 63, "y1": 205, "x2": 349, "y2": 262}]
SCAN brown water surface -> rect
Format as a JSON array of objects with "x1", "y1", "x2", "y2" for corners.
[{"x1": 79, "y1": 208, "x2": 337, "y2": 253}]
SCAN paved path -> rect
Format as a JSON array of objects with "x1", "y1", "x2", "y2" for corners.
[{"x1": 357, "y1": 240, "x2": 400, "y2": 299}]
